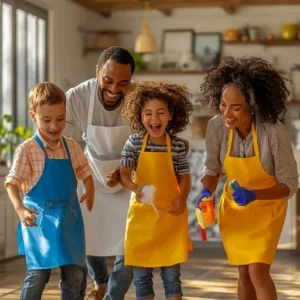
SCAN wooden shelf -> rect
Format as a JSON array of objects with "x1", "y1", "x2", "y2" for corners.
[
  {"x1": 287, "y1": 100, "x2": 300, "y2": 105},
  {"x1": 224, "y1": 39, "x2": 300, "y2": 46},
  {"x1": 135, "y1": 70, "x2": 207, "y2": 75}
]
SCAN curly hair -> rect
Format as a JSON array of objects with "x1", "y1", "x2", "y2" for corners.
[
  {"x1": 122, "y1": 81, "x2": 193, "y2": 135},
  {"x1": 97, "y1": 46, "x2": 135, "y2": 74},
  {"x1": 200, "y1": 56, "x2": 289, "y2": 123}
]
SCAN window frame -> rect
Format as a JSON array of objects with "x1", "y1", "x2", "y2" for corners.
[{"x1": 0, "y1": 0, "x2": 48, "y2": 127}]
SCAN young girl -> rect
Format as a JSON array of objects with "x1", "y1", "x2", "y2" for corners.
[
  {"x1": 120, "y1": 81, "x2": 193, "y2": 300},
  {"x1": 197, "y1": 56, "x2": 298, "y2": 300}
]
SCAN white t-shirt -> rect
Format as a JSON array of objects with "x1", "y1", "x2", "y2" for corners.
[{"x1": 64, "y1": 78, "x2": 134, "y2": 147}]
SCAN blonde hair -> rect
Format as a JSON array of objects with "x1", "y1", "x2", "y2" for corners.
[{"x1": 29, "y1": 82, "x2": 66, "y2": 112}]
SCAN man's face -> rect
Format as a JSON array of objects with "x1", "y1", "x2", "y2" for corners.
[{"x1": 96, "y1": 59, "x2": 132, "y2": 108}]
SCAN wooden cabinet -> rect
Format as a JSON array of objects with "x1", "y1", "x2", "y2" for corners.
[{"x1": 0, "y1": 171, "x2": 19, "y2": 261}]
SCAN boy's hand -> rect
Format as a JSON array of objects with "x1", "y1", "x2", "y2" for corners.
[
  {"x1": 80, "y1": 191, "x2": 94, "y2": 212},
  {"x1": 16, "y1": 205, "x2": 38, "y2": 227},
  {"x1": 106, "y1": 168, "x2": 120, "y2": 187},
  {"x1": 168, "y1": 196, "x2": 186, "y2": 216}
]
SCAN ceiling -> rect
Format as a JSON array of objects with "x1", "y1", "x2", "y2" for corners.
[{"x1": 71, "y1": 0, "x2": 300, "y2": 17}]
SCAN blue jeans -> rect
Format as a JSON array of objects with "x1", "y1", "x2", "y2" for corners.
[
  {"x1": 20, "y1": 264, "x2": 82, "y2": 300},
  {"x1": 133, "y1": 264, "x2": 182, "y2": 299},
  {"x1": 82, "y1": 255, "x2": 133, "y2": 300}
]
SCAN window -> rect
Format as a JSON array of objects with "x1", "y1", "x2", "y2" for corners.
[{"x1": 0, "y1": 0, "x2": 47, "y2": 128}]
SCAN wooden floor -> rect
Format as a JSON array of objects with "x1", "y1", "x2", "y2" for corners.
[{"x1": 1, "y1": 246, "x2": 300, "y2": 299}]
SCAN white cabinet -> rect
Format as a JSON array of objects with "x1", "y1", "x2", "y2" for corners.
[
  {"x1": 0, "y1": 172, "x2": 19, "y2": 260},
  {"x1": 278, "y1": 149, "x2": 300, "y2": 249}
]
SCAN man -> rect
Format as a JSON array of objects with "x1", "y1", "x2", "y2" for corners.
[{"x1": 64, "y1": 46, "x2": 135, "y2": 300}]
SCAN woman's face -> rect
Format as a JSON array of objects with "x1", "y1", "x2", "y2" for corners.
[{"x1": 220, "y1": 84, "x2": 252, "y2": 131}]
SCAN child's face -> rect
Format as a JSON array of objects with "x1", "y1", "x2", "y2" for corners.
[
  {"x1": 141, "y1": 98, "x2": 172, "y2": 144},
  {"x1": 30, "y1": 102, "x2": 66, "y2": 146}
]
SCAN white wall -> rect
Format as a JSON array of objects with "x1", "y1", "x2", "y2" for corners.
[
  {"x1": 91, "y1": 5, "x2": 300, "y2": 131},
  {"x1": 91, "y1": 5, "x2": 300, "y2": 89},
  {"x1": 26, "y1": 0, "x2": 102, "y2": 91}
]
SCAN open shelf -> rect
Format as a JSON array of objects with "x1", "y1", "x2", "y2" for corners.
[
  {"x1": 135, "y1": 70, "x2": 208, "y2": 75},
  {"x1": 224, "y1": 39, "x2": 300, "y2": 46}
]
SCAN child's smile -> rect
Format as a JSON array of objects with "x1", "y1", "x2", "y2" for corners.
[{"x1": 141, "y1": 99, "x2": 172, "y2": 144}]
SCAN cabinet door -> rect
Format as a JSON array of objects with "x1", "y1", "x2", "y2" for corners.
[
  {"x1": 0, "y1": 175, "x2": 19, "y2": 259},
  {"x1": 5, "y1": 189, "x2": 19, "y2": 258},
  {"x1": 0, "y1": 192, "x2": 5, "y2": 259}
]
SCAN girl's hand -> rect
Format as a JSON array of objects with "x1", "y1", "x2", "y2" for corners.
[
  {"x1": 135, "y1": 185, "x2": 146, "y2": 202},
  {"x1": 168, "y1": 196, "x2": 186, "y2": 215},
  {"x1": 80, "y1": 191, "x2": 94, "y2": 212},
  {"x1": 106, "y1": 168, "x2": 120, "y2": 187},
  {"x1": 16, "y1": 205, "x2": 38, "y2": 227}
]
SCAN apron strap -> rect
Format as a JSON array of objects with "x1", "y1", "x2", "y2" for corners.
[
  {"x1": 34, "y1": 133, "x2": 49, "y2": 160},
  {"x1": 251, "y1": 123, "x2": 260, "y2": 157},
  {"x1": 141, "y1": 133, "x2": 172, "y2": 153},
  {"x1": 141, "y1": 133, "x2": 149, "y2": 153},
  {"x1": 226, "y1": 123, "x2": 259, "y2": 157},
  {"x1": 62, "y1": 137, "x2": 71, "y2": 160},
  {"x1": 87, "y1": 80, "x2": 98, "y2": 126},
  {"x1": 226, "y1": 129, "x2": 233, "y2": 157}
]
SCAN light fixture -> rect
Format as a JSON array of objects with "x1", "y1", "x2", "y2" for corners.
[{"x1": 134, "y1": 0, "x2": 156, "y2": 53}]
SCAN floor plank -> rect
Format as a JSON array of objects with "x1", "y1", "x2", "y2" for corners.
[{"x1": 0, "y1": 247, "x2": 300, "y2": 299}]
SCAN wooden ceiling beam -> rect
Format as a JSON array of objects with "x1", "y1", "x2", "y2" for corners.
[
  {"x1": 72, "y1": 0, "x2": 300, "y2": 15},
  {"x1": 222, "y1": 5, "x2": 236, "y2": 14}
]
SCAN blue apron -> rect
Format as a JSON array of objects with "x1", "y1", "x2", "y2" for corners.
[{"x1": 17, "y1": 134, "x2": 85, "y2": 270}]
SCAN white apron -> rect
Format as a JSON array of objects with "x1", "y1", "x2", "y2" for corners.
[{"x1": 80, "y1": 84, "x2": 131, "y2": 256}]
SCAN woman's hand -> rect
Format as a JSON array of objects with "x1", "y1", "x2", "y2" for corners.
[{"x1": 16, "y1": 205, "x2": 38, "y2": 227}]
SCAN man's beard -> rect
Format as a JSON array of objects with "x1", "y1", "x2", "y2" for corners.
[{"x1": 99, "y1": 88, "x2": 124, "y2": 110}]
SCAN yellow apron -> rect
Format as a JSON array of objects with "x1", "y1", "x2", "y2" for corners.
[
  {"x1": 124, "y1": 133, "x2": 192, "y2": 267},
  {"x1": 219, "y1": 123, "x2": 287, "y2": 265}
]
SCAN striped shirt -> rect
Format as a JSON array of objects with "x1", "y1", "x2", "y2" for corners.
[
  {"x1": 5, "y1": 131, "x2": 92, "y2": 195},
  {"x1": 202, "y1": 115, "x2": 299, "y2": 197},
  {"x1": 121, "y1": 133, "x2": 190, "y2": 178}
]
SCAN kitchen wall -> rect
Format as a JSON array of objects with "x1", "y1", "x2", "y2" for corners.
[
  {"x1": 88, "y1": 5, "x2": 300, "y2": 134},
  {"x1": 26, "y1": 0, "x2": 101, "y2": 91}
]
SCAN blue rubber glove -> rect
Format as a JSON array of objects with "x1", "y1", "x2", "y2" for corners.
[
  {"x1": 232, "y1": 187, "x2": 255, "y2": 206},
  {"x1": 196, "y1": 188, "x2": 212, "y2": 208}
]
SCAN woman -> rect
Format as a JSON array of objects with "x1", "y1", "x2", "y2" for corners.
[{"x1": 197, "y1": 56, "x2": 298, "y2": 300}]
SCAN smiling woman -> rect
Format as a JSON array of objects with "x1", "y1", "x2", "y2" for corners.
[{"x1": 198, "y1": 56, "x2": 298, "y2": 300}]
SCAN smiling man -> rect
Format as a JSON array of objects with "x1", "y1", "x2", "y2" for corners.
[{"x1": 64, "y1": 47, "x2": 135, "y2": 300}]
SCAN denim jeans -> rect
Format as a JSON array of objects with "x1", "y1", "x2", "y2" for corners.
[
  {"x1": 82, "y1": 255, "x2": 133, "y2": 300},
  {"x1": 133, "y1": 264, "x2": 182, "y2": 299},
  {"x1": 20, "y1": 264, "x2": 82, "y2": 300}
]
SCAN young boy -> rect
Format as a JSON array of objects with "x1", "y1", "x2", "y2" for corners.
[{"x1": 5, "y1": 82, "x2": 95, "y2": 300}]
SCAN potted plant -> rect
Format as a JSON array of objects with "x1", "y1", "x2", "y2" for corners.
[{"x1": 0, "y1": 115, "x2": 32, "y2": 170}]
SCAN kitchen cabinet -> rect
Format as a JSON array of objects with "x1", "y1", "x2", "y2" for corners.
[{"x1": 0, "y1": 169, "x2": 19, "y2": 261}]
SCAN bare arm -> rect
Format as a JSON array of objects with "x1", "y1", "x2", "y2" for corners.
[
  {"x1": 254, "y1": 183, "x2": 290, "y2": 200},
  {"x1": 80, "y1": 175, "x2": 95, "y2": 211},
  {"x1": 169, "y1": 173, "x2": 191, "y2": 215},
  {"x1": 6, "y1": 183, "x2": 38, "y2": 226},
  {"x1": 120, "y1": 166, "x2": 145, "y2": 201},
  {"x1": 179, "y1": 173, "x2": 191, "y2": 201},
  {"x1": 120, "y1": 167, "x2": 138, "y2": 193},
  {"x1": 202, "y1": 174, "x2": 220, "y2": 194}
]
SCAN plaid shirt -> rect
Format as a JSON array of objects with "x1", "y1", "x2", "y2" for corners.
[{"x1": 5, "y1": 131, "x2": 92, "y2": 195}]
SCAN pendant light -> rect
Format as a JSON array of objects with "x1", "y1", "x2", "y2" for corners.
[{"x1": 134, "y1": 0, "x2": 156, "y2": 53}]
